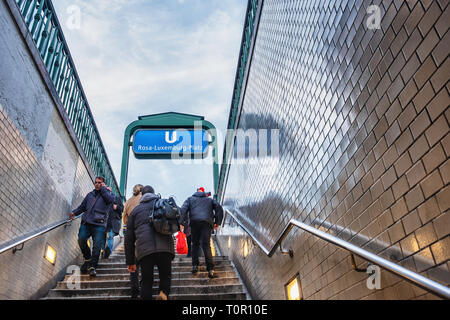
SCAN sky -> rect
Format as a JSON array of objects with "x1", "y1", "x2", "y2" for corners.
[{"x1": 51, "y1": 0, "x2": 247, "y2": 202}]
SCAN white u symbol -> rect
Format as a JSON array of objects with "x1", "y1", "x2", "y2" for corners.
[{"x1": 165, "y1": 131, "x2": 177, "y2": 144}]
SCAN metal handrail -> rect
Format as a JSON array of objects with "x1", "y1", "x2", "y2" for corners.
[
  {"x1": 0, "y1": 215, "x2": 81, "y2": 255},
  {"x1": 221, "y1": 209, "x2": 450, "y2": 300}
]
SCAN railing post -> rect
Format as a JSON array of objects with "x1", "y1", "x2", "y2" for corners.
[{"x1": 29, "y1": 0, "x2": 44, "y2": 35}]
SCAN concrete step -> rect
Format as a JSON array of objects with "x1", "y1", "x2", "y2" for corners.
[
  {"x1": 56, "y1": 277, "x2": 241, "y2": 289},
  {"x1": 104, "y1": 254, "x2": 229, "y2": 261},
  {"x1": 96, "y1": 260, "x2": 232, "y2": 269},
  {"x1": 47, "y1": 284, "x2": 245, "y2": 297},
  {"x1": 169, "y1": 292, "x2": 247, "y2": 300},
  {"x1": 63, "y1": 270, "x2": 240, "y2": 282},
  {"x1": 93, "y1": 265, "x2": 234, "y2": 275},
  {"x1": 43, "y1": 292, "x2": 247, "y2": 300}
]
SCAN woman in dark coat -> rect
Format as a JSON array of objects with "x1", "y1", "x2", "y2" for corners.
[{"x1": 124, "y1": 186, "x2": 174, "y2": 300}]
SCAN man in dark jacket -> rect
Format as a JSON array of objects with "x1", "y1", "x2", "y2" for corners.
[
  {"x1": 125, "y1": 186, "x2": 175, "y2": 300},
  {"x1": 103, "y1": 191, "x2": 124, "y2": 259},
  {"x1": 180, "y1": 187, "x2": 223, "y2": 278},
  {"x1": 69, "y1": 176, "x2": 114, "y2": 276}
]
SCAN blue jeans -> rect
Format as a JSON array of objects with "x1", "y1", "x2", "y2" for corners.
[
  {"x1": 103, "y1": 230, "x2": 115, "y2": 251},
  {"x1": 78, "y1": 223, "x2": 106, "y2": 268}
]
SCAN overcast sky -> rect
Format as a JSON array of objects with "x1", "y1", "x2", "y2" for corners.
[{"x1": 52, "y1": 0, "x2": 247, "y2": 202}]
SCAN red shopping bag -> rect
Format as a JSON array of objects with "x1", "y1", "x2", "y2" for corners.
[{"x1": 176, "y1": 231, "x2": 188, "y2": 255}]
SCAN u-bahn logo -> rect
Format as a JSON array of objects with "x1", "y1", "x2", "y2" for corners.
[{"x1": 165, "y1": 131, "x2": 177, "y2": 144}]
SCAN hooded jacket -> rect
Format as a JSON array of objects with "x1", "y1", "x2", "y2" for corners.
[
  {"x1": 124, "y1": 193, "x2": 175, "y2": 265},
  {"x1": 72, "y1": 186, "x2": 115, "y2": 228},
  {"x1": 180, "y1": 192, "x2": 223, "y2": 228}
]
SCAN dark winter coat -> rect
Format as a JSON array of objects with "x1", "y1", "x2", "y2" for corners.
[
  {"x1": 106, "y1": 194, "x2": 124, "y2": 235},
  {"x1": 124, "y1": 193, "x2": 175, "y2": 265},
  {"x1": 180, "y1": 192, "x2": 223, "y2": 228},
  {"x1": 72, "y1": 186, "x2": 115, "y2": 228}
]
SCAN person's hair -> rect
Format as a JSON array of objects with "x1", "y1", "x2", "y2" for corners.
[
  {"x1": 142, "y1": 185, "x2": 155, "y2": 195},
  {"x1": 95, "y1": 176, "x2": 105, "y2": 183},
  {"x1": 133, "y1": 184, "x2": 144, "y2": 196}
]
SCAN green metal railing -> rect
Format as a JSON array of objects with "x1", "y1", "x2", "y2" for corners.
[
  {"x1": 217, "y1": 0, "x2": 260, "y2": 201},
  {"x1": 15, "y1": 0, "x2": 121, "y2": 197},
  {"x1": 228, "y1": 0, "x2": 258, "y2": 131}
]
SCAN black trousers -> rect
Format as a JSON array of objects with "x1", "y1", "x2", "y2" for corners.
[
  {"x1": 191, "y1": 221, "x2": 214, "y2": 270},
  {"x1": 187, "y1": 234, "x2": 202, "y2": 257},
  {"x1": 124, "y1": 229, "x2": 140, "y2": 294},
  {"x1": 130, "y1": 264, "x2": 140, "y2": 294},
  {"x1": 139, "y1": 252, "x2": 172, "y2": 300},
  {"x1": 187, "y1": 234, "x2": 192, "y2": 257}
]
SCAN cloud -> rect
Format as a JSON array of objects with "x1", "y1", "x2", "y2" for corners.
[{"x1": 52, "y1": 0, "x2": 246, "y2": 199}]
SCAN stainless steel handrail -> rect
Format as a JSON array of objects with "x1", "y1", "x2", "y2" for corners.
[
  {"x1": 221, "y1": 209, "x2": 450, "y2": 300},
  {"x1": 0, "y1": 215, "x2": 82, "y2": 255}
]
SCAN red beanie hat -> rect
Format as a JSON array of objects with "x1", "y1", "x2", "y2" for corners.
[{"x1": 198, "y1": 187, "x2": 205, "y2": 193}]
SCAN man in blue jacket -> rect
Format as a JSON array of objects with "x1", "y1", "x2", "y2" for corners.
[
  {"x1": 180, "y1": 187, "x2": 223, "y2": 278},
  {"x1": 69, "y1": 176, "x2": 114, "y2": 276}
]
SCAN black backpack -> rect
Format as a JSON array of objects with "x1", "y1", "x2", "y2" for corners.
[{"x1": 149, "y1": 196, "x2": 181, "y2": 235}]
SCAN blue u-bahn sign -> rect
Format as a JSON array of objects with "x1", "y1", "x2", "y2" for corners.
[
  {"x1": 121, "y1": 113, "x2": 219, "y2": 201},
  {"x1": 132, "y1": 129, "x2": 208, "y2": 157}
]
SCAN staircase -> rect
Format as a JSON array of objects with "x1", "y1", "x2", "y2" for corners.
[{"x1": 44, "y1": 238, "x2": 248, "y2": 300}]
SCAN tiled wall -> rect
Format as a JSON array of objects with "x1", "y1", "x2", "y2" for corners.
[
  {"x1": 217, "y1": 0, "x2": 449, "y2": 300},
  {"x1": 0, "y1": 0, "x2": 94, "y2": 299},
  {"x1": 0, "y1": 104, "x2": 93, "y2": 299}
]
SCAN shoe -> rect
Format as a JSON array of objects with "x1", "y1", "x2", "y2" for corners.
[
  {"x1": 208, "y1": 269, "x2": 216, "y2": 279},
  {"x1": 104, "y1": 247, "x2": 111, "y2": 259},
  {"x1": 89, "y1": 267, "x2": 97, "y2": 277},
  {"x1": 155, "y1": 291, "x2": 168, "y2": 300},
  {"x1": 191, "y1": 265, "x2": 198, "y2": 274},
  {"x1": 131, "y1": 289, "x2": 140, "y2": 299},
  {"x1": 80, "y1": 259, "x2": 91, "y2": 274}
]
